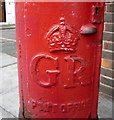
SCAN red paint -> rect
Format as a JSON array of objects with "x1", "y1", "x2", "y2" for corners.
[{"x1": 15, "y1": 2, "x2": 105, "y2": 119}]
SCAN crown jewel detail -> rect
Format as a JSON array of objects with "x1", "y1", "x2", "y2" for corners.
[{"x1": 46, "y1": 17, "x2": 79, "y2": 52}]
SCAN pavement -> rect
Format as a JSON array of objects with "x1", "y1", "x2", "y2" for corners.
[
  {"x1": 0, "y1": 24, "x2": 15, "y2": 30},
  {"x1": 0, "y1": 27, "x2": 113, "y2": 119}
]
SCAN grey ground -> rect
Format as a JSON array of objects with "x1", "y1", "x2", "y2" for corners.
[{"x1": 0, "y1": 29, "x2": 113, "y2": 119}]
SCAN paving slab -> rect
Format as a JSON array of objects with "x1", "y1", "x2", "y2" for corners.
[
  {"x1": 0, "y1": 107, "x2": 15, "y2": 119},
  {"x1": 0, "y1": 52, "x2": 17, "y2": 68},
  {"x1": 0, "y1": 64, "x2": 18, "y2": 94},
  {"x1": 1, "y1": 87, "x2": 19, "y2": 118},
  {"x1": 98, "y1": 93, "x2": 113, "y2": 119}
]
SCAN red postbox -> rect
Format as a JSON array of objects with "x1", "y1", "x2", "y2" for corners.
[{"x1": 15, "y1": 2, "x2": 105, "y2": 119}]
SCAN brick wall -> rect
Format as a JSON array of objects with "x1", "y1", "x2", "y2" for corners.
[{"x1": 100, "y1": 3, "x2": 114, "y2": 97}]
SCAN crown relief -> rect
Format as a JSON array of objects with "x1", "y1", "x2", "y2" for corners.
[{"x1": 46, "y1": 17, "x2": 80, "y2": 52}]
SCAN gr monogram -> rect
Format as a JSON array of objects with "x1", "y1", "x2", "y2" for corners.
[
  {"x1": 30, "y1": 17, "x2": 90, "y2": 88},
  {"x1": 30, "y1": 54, "x2": 89, "y2": 88}
]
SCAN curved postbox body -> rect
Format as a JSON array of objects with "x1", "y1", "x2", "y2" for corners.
[{"x1": 15, "y1": 2, "x2": 104, "y2": 119}]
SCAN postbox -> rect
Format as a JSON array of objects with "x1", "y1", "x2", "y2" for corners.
[{"x1": 15, "y1": 1, "x2": 105, "y2": 119}]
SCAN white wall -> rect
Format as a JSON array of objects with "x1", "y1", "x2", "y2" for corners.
[{"x1": 5, "y1": 0, "x2": 15, "y2": 24}]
